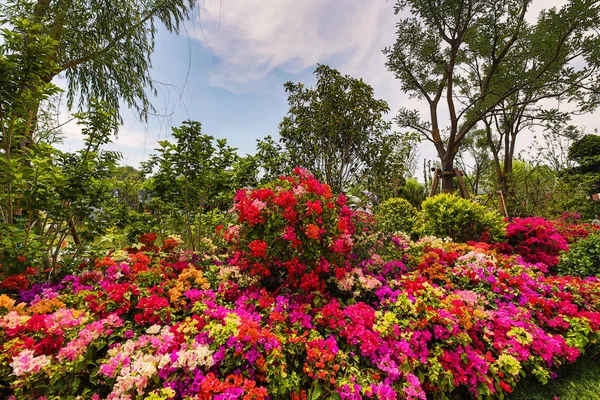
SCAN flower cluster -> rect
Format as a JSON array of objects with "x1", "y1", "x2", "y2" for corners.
[
  {"x1": 226, "y1": 167, "x2": 355, "y2": 293},
  {"x1": 500, "y1": 217, "x2": 569, "y2": 269}
]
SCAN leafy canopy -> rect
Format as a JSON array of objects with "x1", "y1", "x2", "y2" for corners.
[
  {"x1": 1, "y1": 0, "x2": 196, "y2": 120},
  {"x1": 279, "y1": 64, "x2": 405, "y2": 195}
]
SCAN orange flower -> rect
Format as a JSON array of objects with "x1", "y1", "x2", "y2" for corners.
[
  {"x1": 0, "y1": 294, "x2": 16, "y2": 309},
  {"x1": 304, "y1": 224, "x2": 320, "y2": 239}
]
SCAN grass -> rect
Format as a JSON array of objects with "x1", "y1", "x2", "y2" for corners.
[{"x1": 508, "y1": 347, "x2": 600, "y2": 400}]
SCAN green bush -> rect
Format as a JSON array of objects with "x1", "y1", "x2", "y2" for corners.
[
  {"x1": 401, "y1": 178, "x2": 427, "y2": 209},
  {"x1": 375, "y1": 197, "x2": 418, "y2": 234},
  {"x1": 558, "y1": 234, "x2": 600, "y2": 277},
  {"x1": 421, "y1": 193, "x2": 506, "y2": 242}
]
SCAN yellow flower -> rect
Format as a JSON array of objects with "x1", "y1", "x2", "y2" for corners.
[
  {"x1": 28, "y1": 298, "x2": 66, "y2": 315},
  {"x1": 0, "y1": 294, "x2": 16, "y2": 309}
]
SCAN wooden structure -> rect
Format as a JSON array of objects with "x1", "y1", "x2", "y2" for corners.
[{"x1": 429, "y1": 168, "x2": 471, "y2": 199}]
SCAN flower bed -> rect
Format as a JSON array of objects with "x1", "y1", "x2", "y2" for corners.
[{"x1": 1, "y1": 171, "x2": 600, "y2": 399}]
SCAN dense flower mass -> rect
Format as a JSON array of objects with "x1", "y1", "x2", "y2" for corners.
[
  {"x1": 500, "y1": 217, "x2": 569, "y2": 269},
  {"x1": 227, "y1": 168, "x2": 355, "y2": 292},
  {"x1": 1, "y1": 175, "x2": 600, "y2": 399}
]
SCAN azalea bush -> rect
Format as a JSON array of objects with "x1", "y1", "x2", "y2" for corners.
[
  {"x1": 224, "y1": 167, "x2": 355, "y2": 293},
  {"x1": 553, "y1": 212, "x2": 600, "y2": 244},
  {"x1": 1, "y1": 174, "x2": 600, "y2": 400}
]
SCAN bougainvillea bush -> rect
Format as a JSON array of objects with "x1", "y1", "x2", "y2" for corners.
[
  {"x1": 1, "y1": 170, "x2": 600, "y2": 400},
  {"x1": 224, "y1": 168, "x2": 355, "y2": 293},
  {"x1": 499, "y1": 217, "x2": 569, "y2": 271}
]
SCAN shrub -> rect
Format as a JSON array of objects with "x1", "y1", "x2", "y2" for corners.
[
  {"x1": 401, "y1": 177, "x2": 427, "y2": 208},
  {"x1": 375, "y1": 197, "x2": 418, "y2": 234},
  {"x1": 558, "y1": 233, "x2": 600, "y2": 277},
  {"x1": 553, "y1": 212, "x2": 600, "y2": 244},
  {"x1": 421, "y1": 193, "x2": 506, "y2": 242},
  {"x1": 503, "y1": 217, "x2": 568, "y2": 269},
  {"x1": 224, "y1": 167, "x2": 355, "y2": 293}
]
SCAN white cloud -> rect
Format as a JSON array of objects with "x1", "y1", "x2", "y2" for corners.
[
  {"x1": 192, "y1": 0, "x2": 401, "y2": 93},
  {"x1": 189, "y1": 0, "x2": 428, "y2": 152}
]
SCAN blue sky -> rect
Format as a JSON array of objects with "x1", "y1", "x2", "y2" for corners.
[
  {"x1": 57, "y1": 0, "x2": 597, "y2": 177},
  {"x1": 57, "y1": 0, "x2": 417, "y2": 167}
]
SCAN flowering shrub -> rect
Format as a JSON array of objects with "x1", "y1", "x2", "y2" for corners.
[
  {"x1": 502, "y1": 217, "x2": 569, "y2": 269},
  {"x1": 553, "y1": 213, "x2": 600, "y2": 243},
  {"x1": 1, "y1": 175, "x2": 600, "y2": 399},
  {"x1": 225, "y1": 167, "x2": 355, "y2": 293}
]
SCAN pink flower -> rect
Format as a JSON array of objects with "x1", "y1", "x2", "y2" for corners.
[{"x1": 10, "y1": 349, "x2": 51, "y2": 376}]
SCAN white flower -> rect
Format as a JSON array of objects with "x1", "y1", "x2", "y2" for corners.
[{"x1": 146, "y1": 324, "x2": 161, "y2": 335}]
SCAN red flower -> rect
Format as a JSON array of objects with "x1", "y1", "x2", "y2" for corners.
[
  {"x1": 499, "y1": 380, "x2": 512, "y2": 393},
  {"x1": 248, "y1": 240, "x2": 268, "y2": 258},
  {"x1": 0, "y1": 274, "x2": 29, "y2": 291},
  {"x1": 306, "y1": 200, "x2": 323, "y2": 216}
]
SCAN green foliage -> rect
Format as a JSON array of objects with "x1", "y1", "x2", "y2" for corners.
[
  {"x1": 504, "y1": 160, "x2": 570, "y2": 218},
  {"x1": 279, "y1": 64, "x2": 408, "y2": 196},
  {"x1": 421, "y1": 193, "x2": 506, "y2": 242},
  {"x1": 0, "y1": 100, "x2": 121, "y2": 273},
  {"x1": 254, "y1": 136, "x2": 292, "y2": 185},
  {"x1": 143, "y1": 121, "x2": 249, "y2": 249},
  {"x1": 558, "y1": 234, "x2": 600, "y2": 277},
  {"x1": 561, "y1": 135, "x2": 600, "y2": 219},
  {"x1": 375, "y1": 197, "x2": 418, "y2": 234},
  {"x1": 1, "y1": 0, "x2": 195, "y2": 120},
  {"x1": 399, "y1": 178, "x2": 427, "y2": 209},
  {"x1": 0, "y1": 98, "x2": 121, "y2": 276},
  {"x1": 569, "y1": 135, "x2": 600, "y2": 169}
]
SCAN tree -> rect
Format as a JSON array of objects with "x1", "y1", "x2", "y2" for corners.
[
  {"x1": 0, "y1": 15, "x2": 61, "y2": 224},
  {"x1": 1, "y1": 100, "x2": 122, "y2": 272},
  {"x1": 529, "y1": 123, "x2": 583, "y2": 174},
  {"x1": 399, "y1": 177, "x2": 427, "y2": 209},
  {"x1": 143, "y1": 121, "x2": 242, "y2": 249},
  {"x1": 502, "y1": 159, "x2": 568, "y2": 218},
  {"x1": 1, "y1": 0, "x2": 195, "y2": 143},
  {"x1": 254, "y1": 136, "x2": 292, "y2": 185},
  {"x1": 384, "y1": 0, "x2": 600, "y2": 193},
  {"x1": 279, "y1": 64, "x2": 404, "y2": 195},
  {"x1": 353, "y1": 131, "x2": 419, "y2": 203}
]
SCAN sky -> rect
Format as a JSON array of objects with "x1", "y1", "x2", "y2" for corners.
[{"x1": 57, "y1": 0, "x2": 599, "y2": 178}]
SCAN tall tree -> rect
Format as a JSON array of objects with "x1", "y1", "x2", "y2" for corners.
[
  {"x1": 384, "y1": 0, "x2": 600, "y2": 193},
  {"x1": 1, "y1": 0, "x2": 195, "y2": 142},
  {"x1": 279, "y1": 64, "x2": 404, "y2": 195}
]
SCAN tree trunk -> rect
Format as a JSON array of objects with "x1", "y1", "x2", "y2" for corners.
[
  {"x1": 440, "y1": 157, "x2": 455, "y2": 193},
  {"x1": 497, "y1": 173, "x2": 509, "y2": 217},
  {"x1": 498, "y1": 156, "x2": 514, "y2": 217}
]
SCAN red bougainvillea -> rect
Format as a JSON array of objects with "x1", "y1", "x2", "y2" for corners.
[{"x1": 224, "y1": 167, "x2": 355, "y2": 292}]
